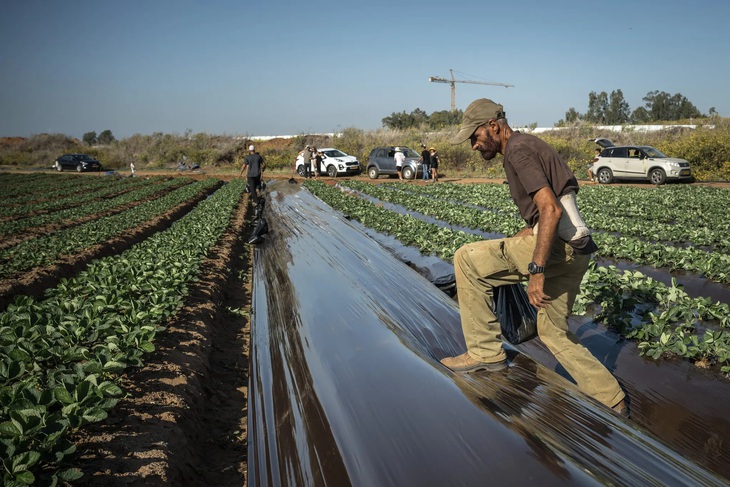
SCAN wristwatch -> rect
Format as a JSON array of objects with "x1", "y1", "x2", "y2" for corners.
[{"x1": 527, "y1": 262, "x2": 545, "y2": 275}]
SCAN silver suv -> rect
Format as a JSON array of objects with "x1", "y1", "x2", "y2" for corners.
[
  {"x1": 366, "y1": 146, "x2": 423, "y2": 179},
  {"x1": 589, "y1": 138, "x2": 692, "y2": 185}
]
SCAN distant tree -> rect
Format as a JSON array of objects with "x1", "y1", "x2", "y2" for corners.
[
  {"x1": 429, "y1": 109, "x2": 462, "y2": 129},
  {"x1": 605, "y1": 89, "x2": 630, "y2": 124},
  {"x1": 382, "y1": 108, "x2": 454, "y2": 130},
  {"x1": 382, "y1": 111, "x2": 411, "y2": 130},
  {"x1": 97, "y1": 130, "x2": 116, "y2": 145},
  {"x1": 381, "y1": 107, "x2": 469, "y2": 130},
  {"x1": 640, "y1": 91, "x2": 703, "y2": 122},
  {"x1": 585, "y1": 91, "x2": 609, "y2": 124},
  {"x1": 411, "y1": 108, "x2": 429, "y2": 126},
  {"x1": 83, "y1": 131, "x2": 97, "y2": 146},
  {"x1": 643, "y1": 91, "x2": 671, "y2": 121},
  {"x1": 631, "y1": 106, "x2": 651, "y2": 123},
  {"x1": 564, "y1": 107, "x2": 581, "y2": 124},
  {"x1": 672, "y1": 93, "x2": 704, "y2": 119}
]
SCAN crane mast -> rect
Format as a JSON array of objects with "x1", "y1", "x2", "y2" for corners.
[{"x1": 428, "y1": 69, "x2": 514, "y2": 111}]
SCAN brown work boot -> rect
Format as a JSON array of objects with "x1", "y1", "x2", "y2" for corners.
[
  {"x1": 440, "y1": 352, "x2": 507, "y2": 373},
  {"x1": 611, "y1": 399, "x2": 630, "y2": 418}
]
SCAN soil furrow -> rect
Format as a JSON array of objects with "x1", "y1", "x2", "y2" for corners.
[{"x1": 71, "y1": 192, "x2": 252, "y2": 486}]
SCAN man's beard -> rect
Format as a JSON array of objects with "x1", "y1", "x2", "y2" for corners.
[{"x1": 478, "y1": 134, "x2": 501, "y2": 161}]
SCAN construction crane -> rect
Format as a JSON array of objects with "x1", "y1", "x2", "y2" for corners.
[{"x1": 429, "y1": 69, "x2": 514, "y2": 111}]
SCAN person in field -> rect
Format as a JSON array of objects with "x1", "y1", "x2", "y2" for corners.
[
  {"x1": 441, "y1": 98, "x2": 628, "y2": 417},
  {"x1": 588, "y1": 148, "x2": 600, "y2": 182},
  {"x1": 428, "y1": 147, "x2": 439, "y2": 182},
  {"x1": 418, "y1": 143, "x2": 431, "y2": 180},
  {"x1": 301, "y1": 145, "x2": 312, "y2": 178},
  {"x1": 394, "y1": 147, "x2": 406, "y2": 181},
  {"x1": 240, "y1": 144, "x2": 265, "y2": 201}
]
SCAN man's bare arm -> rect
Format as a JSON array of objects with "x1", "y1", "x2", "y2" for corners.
[{"x1": 527, "y1": 186, "x2": 562, "y2": 308}]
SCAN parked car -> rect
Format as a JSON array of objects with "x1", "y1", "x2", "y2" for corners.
[
  {"x1": 295, "y1": 148, "x2": 361, "y2": 177},
  {"x1": 366, "y1": 146, "x2": 423, "y2": 179},
  {"x1": 589, "y1": 138, "x2": 692, "y2": 185},
  {"x1": 53, "y1": 154, "x2": 103, "y2": 172}
]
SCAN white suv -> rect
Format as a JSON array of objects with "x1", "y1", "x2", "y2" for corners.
[
  {"x1": 590, "y1": 138, "x2": 692, "y2": 185},
  {"x1": 295, "y1": 148, "x2": 361, "y2": 177}
]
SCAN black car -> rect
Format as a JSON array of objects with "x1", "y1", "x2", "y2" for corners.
[{"x1": 54, "y1": 154, "x2": 103, "y2": 172}]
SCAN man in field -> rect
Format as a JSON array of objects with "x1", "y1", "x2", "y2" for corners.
[
  {"x1": 394, "y1": 147, "x2": 406, "y2": 181},
  {"x1": 240, "y1": 144, "x2": 265, "y2": 201},
  {"x1": 441, "y1": 98, "x2": 628, "y2": 416}
]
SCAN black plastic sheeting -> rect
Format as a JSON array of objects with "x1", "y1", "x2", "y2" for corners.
[
  {"x1": 247, "y1": 181, "x2": 726, "y2": 486},
  {"x1": 344, "y1": 192, "x2": 730, "y2": 480}
]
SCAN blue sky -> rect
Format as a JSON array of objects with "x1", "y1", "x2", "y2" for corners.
[{"x1": 1, "y1": 0, "x2": 728, "y2": 139}]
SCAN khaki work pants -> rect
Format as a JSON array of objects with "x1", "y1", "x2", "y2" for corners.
[{"x1": 454, "y1": 235, "x2": 625, "y2": 408}]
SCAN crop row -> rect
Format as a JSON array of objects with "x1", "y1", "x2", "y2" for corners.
[
  {"x1": 339, "y1": 181, "x2": 730, "y2": 285},
  {"x1": 0, "y1": 176, "x2": 140, "y2": 219},
  {"x1": 0, "y1": 177, "x2": 186, "y2": 238},
  {"x1": 405, "y1": 182, "x2": 730, "y2": 252},
  {"x1": 577, "y1": 184, "x2": 730, "y2": 229},
  {"x1": 0, "y1": 179, "x2": 248, "y2": 486},
  {"x1": 577, "y1": 265, "x2": 730, "y2": 369},
  {"x1": 0, "y1": 174, "x2": 97, "y2": 203},
  {"x1": 0, "y1": 176, "x2": 158, "y2": 219},
  {"x1": 0, "y1": 178, "x2": 219, "y2": 279},
  {"x1": 304, "y1": 180, "x2": 730, "y2": 375}
]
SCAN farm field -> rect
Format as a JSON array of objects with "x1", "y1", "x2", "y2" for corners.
[
  {"x1": 0, "y1": 173, "x2": 252, "y2": 485},
  {"x1": 2, "y1": 171, "x2": 730, "y2": 485}
]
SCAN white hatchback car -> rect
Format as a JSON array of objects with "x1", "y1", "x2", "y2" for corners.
[
  {"x1": 590, "y1": 138, "x2": 692, "y2": 185},
  {"x1": 295, "y1": 148, "x2": 361, "y2": 177}
]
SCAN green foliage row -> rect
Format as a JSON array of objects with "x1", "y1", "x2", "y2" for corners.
[
  {"x1": 0, "y1": 178, "x2": 247, "y2": 486},
  {"x1": 341, "y1": 180, "x2": 730, "y2": 286},
  {"x1": 577, "y1": 185, "x2": 730, "y2": 252},
  {"x1": 0, "y1": 177, "x2": 178, "y2": 238},
  {"x1": 0, "y1": 175, "x2": 155, "y2": 219},
  {"x1": 0, "y1": 179, "x2": 218, "y2": 278},
  {"x1": 1, "y1": 173, "x2": 119, "y2": 210},
  {"x1": 578, "y1": 266, "x2": 730, "y2": 374}
]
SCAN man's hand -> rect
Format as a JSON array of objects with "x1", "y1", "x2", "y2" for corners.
[{"x1": 527, "y1": 273, "x2": 551, "y2": 308}]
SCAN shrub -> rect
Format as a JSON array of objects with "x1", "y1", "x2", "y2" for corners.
[{"x1": 2, "y1": 120, "x2": 729, "y2": 181}]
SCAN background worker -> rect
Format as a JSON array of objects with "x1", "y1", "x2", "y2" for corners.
[
  {"x1": 394, "y1": 147, "x2": 406, "y2": 181},
  {"x1": 239, "y1": 144, "x2": 265, "y2": 200},
  {"x1": 588, "y1": 148, "x2": 600, "y2": 182},
  {"x1": 312, "y1": 146, "x2": 322, "y2": 180},
  {"x1": 302, "y1": 145, "x2": 312, "y2": 178},
  {"x1": 441, "y1": 98, "x2": 628, "y2": 417},
  {"x1": 418, "y1": 143, "x2": 431, "y2": 180},
  {"x1": 428, "y1": 147, "x2": 439, "y2": 182}
]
